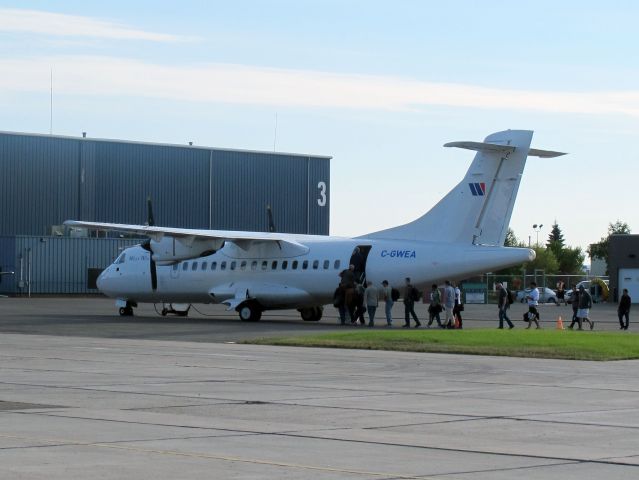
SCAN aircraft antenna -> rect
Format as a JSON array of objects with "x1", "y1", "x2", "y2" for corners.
[
  {"x1": 49, "y1": 67, "x2": 53, "y2": 134},
  {"x1": 273, "y1": 113, "x2": 278, "y2": 151}
]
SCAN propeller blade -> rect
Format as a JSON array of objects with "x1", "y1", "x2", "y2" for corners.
[
  {"x1": 141, "y1": 240, "x2": 158, "y2": 292},
  {"x1": 267, "y1": 204, "x2": 276, "y2": 233},
  {"x1": 147, "y1": 195, "x2": 155, "y2": 227}
]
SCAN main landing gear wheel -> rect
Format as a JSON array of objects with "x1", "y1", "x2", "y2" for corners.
[
  {"x1": 119, "y1": 306, "x2": 134, "y2": 316},
  {"x1": 300, "y1": 306, "x2": 323, "y2": 322},
  {"x1": 238, "y1": 302, "x2": 262, "y2": 322}
]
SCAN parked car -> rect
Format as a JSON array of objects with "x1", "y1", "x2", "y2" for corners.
[
  {"x1": 565, "y1": 280, "x2": 609, "y2": 303},
  {"x1": 516, "y1": 287, "x2": 558, "y2": 304}
]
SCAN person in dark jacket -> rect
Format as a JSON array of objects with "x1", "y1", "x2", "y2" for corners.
[
  {"x1": 403, "y1": 277, "x2": 421, "y2": 328},
  {"x1": 568, "y1": 285, "x2": 580, "y2": 329},
  {"x1": 618, "y1": 288, "x2": 632, "y2": 330},
  {"x1": 496, "y1": 282, "x2": 514, "y2": 329},
  {"x1": 576, "y1": 285, "x2": 594, "y2": 330}
]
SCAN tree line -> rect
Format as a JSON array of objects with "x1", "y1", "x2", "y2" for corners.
[{"x1": 499, "y1": 220, "x2": 631, "y2": 276}]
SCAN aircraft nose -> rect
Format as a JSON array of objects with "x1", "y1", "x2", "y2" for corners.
[{"x1": 96, "y1": 269, "x2": 107, "y2": 291}]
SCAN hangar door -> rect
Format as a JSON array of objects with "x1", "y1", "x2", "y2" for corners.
[{"x1": 619, "y1": 268, "x2": 639, "y2": 303}]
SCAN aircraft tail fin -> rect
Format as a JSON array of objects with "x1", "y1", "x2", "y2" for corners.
[{"x1": 366, "y1": 130, "x2": 564, "y2": 245}]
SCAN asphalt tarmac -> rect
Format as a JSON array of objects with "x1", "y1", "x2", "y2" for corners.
[
  {"x1": 0, "y1": 297, "x2": 630, "y2": 342},
  {"x1": 1, "y1": 297, "x2": 638, "y2": 479}
]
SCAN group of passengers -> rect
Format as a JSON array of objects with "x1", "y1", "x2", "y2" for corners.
[{"x1": 333, "y1": 268, "x2": 463, "y2": 329}]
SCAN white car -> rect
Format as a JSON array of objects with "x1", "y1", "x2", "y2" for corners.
[{"x1": 516, "y1": 287, "x2": 558, "y2": 304}]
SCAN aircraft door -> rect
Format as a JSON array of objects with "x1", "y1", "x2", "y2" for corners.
[{"x1": 350, "y1": 245, "x2": 372, "y2": 284}]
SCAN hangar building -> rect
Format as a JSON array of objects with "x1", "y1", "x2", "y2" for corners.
[
  {"x1": 0, "y1": 131, "x2": 331, "y2": 295},
  {"x1": 608, "y1": 234, "x2": 639, "y2": 303}
]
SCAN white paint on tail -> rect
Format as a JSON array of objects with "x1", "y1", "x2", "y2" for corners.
[{"x1": 365, "y1": 130, "x2": 535, "y2": 246}]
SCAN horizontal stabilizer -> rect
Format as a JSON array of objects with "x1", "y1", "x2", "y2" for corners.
[
  {"x1": 444, "y1": 141, "x2": 515, "y2": 154},
  {"x1": 527, "y1": 148, "x2": 566, "y2": 158},
  {"x1": 445, "y1": 141, "x2": 566, "y2": 158}
]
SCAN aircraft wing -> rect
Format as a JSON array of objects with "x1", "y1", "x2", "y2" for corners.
[{"x1": 63, "y1": 220, "x2": 309, "y2": 256}]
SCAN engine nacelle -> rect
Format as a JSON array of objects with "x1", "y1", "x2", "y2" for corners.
[{"x1": 151, "y1": 236, "x2": 224, "y2": 265}]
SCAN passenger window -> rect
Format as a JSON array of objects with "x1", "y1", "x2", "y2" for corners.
[
  {"x1": 334, "y1": 260, "x2": 340, "y2": 270},
  {"x1": 261, "y1": 261, "x2": 268, "y2": 271},
  {"x1": 302, "y1": 260, "x2": 309, "y2": 270},
  {"x1": 201, "y1": 261, "x2": 207, "y2": 270},
  {"x1": 220, "y1": 261, "x2": 227, "y2": 271},
  {"x1": 312, "y1": 260, "x2": 319, "y2": 270},
  {"x1": 211, "y1": 262, "x2": 217, "y2": 271},
  {"x1": 272, "y1": 260, "x2": 278, "y2": 269},
  {"x1": 251, "y1": 261, "x2": 257, "y2": 271},
  {"x1": 230, "y1": 261, "x2": 237, "y2": 270},
  {"x1": 292, "y1": 260, "x2": 298, "y2": 270},
  {"x1": 282, "y1": 261, "x2": 288, "y2": 270},
  {"x1": 240, "y1": 261, "x2": 247, "y2": 271},
  {"x1": 192, "y1": 262, "x2": 198, "y2": 271},
  {"x1": 323, "y1": 260, "x2": 329, "y2": 270},
  {"x1": 182, "y1": 262, "x2": 189, "y2": 271},
  {"x1": 172, "y1": 264, "x2": 178, "y2": 271}
]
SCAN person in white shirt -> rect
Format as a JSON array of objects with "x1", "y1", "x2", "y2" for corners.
[
  {"x1": 524, "y1": 282, "x2": 541, "y2": 329},
  {"x1": 453, "y1": 283, "x2": 463, "y2": 329},
  {"x1": 443, "y1": 280, "x2": 456, "y2": 329}
]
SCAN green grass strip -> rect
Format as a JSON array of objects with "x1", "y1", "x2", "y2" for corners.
[{"x1": 244, "y1": 329, "x2": 639, "y2": 361}]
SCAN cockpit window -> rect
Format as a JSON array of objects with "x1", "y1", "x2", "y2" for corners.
[{"x1": 116, "y1": 253, "x2": 126, "y2": 264}]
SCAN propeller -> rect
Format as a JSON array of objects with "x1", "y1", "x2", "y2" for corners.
[
  {"x1": 146, "y1": 195, "x2": 155, "y2": 227},
  {"x1": 267, "y1": 204, "x2": 276, "y2": 233},
  {"x1": 267, "y1": 204, "x2": 282, "y2": 250},
  {"x1": 141, "y1": 195, "x2": 158, "y2": 291}
]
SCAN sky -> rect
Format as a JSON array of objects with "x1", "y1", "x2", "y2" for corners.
[{"x1": 0, "y1": 0, "x2": 637, "y2": 253}]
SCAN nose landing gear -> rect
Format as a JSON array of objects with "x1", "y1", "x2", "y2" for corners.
[{"x1": 117, "y1": 300, "x2": 136, "y2": 316}]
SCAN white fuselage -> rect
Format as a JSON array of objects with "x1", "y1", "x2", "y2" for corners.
[{"x1": 98, "y1": 235, "x2": 533, "y2": 309}]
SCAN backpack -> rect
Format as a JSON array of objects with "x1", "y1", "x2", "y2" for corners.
[
  {"x1": 410, "y1": 286, "x2": 421, "y2": 302},
  {"x1": 390, "y1": 288, "x2": 400, "y2": 302},
  {"x1": 507, "y1": 289, "x2": 514, "y2": 305}
]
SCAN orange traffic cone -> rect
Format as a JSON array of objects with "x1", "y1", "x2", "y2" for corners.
[{"x1": 556, "y1": 316, "x2": 564, "y2": 330}]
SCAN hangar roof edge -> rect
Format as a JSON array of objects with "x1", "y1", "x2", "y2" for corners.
[{"x1": 0, "y1": 130, "x2": 332, "y2": 160}]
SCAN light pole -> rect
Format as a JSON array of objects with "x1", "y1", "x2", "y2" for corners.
[{"x1": 532, "y1": 224, "x2": 544, "y2": 247}]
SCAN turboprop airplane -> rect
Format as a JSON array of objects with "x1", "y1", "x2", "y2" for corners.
[{"x1": 65, "y1": 130, "x2": 565, "y2": 321}]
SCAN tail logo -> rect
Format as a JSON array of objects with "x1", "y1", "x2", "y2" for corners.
[{"x1": 469, "y1": 182, "x2": 486, "y2": 196}]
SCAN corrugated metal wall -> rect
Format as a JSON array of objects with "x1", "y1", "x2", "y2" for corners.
[
  {"x1": 0, "y1": 132, "x2": 330, "y2": 235},
  {"x1": 0, "y1": 236, "x2": 139, "y2": 295},
  {"x1": 0, "y1": 134, "x2": 80, "y2": 235}
]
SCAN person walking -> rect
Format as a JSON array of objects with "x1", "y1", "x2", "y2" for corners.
[
  {"x1": 338, "y1": 265, "x2": 356, "y2": 323},
  {"x1": 524, "y1": 282, "x2": 541, "y2": 329},
  {"x1": 618, "y1": 288, "x2": 631, "y2": 330},
  {"x1": 381, "y1": 280, "x2": 394, "y2": 327},
  {"x1": 427, "y1": 284, "x2": 443, "y2": 328},
  {"x1": 443, "y1": 280, "x2": 456, "y2": 329},
  {"x1": 576, "y1": 284, "x2": 594, "y2": 330},
  {"x1": 568, "y1": 285, "x2": 580, "y2": 329},
  {"x1": 556, "y1": 281, "x2": 567, "y2": 306},
  {"x1": 453, "y1": 282, "x2": 464, "y2": 329},
  {"x1": 403, "y1": 277, "x2": 421, "y2": 328},
  {"x1": 333, "y1": 286, "x2": 347, "y2": 325},
  {"x1": 496, "y1": 282, "x2": 514, "y2": 329},
  {"x1": 364, "y1": 281, "x2": 379, "y2": 327},
  {"x1": 354, "y1": 282, "x2": 366, "y2": 326}
]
